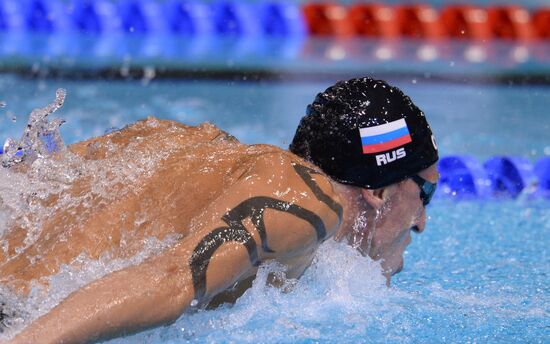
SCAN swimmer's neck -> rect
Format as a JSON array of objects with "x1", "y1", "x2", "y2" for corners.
[
  {"x1": 330, "y1": 181, "x2": 397, "y2": 287},
  {"x1": 330, "y1": 181, "x2": 375, "y2": 244}
]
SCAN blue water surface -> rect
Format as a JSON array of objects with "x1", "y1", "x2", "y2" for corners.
[
  {"x1": 0, "y1": 75, "x2": 549, "y2": 343},
  {"x1": 1, "y1": 75, "x2": 549, "y2": 160}
]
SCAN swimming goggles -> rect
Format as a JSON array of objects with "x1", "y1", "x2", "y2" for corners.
[{"x1": 409, "y1": 175, "x2": 437, "y2": 206}]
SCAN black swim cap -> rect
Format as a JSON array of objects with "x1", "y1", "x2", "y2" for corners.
[{"x1": 290, "y1": 77, "x2": 438, "y2": 189}]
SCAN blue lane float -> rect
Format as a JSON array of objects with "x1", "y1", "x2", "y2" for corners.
[
  {"x1": 165, "y1": 0, "x2": 213, "y2": 36},
  {"x1": 211, "y1": 1, "x2": 261, "y2": 37},
  {"x1": 1, "y1": 0, "x2": 304, "y2": 39},
  {"x1": 438, "y1": 155, "x2": 491, "y2": 199},
  {"x1": 257, "y1": 1, "x2": 306, "y2": 37},
  {"x1": 23, "y1": 0, "x2": 71, "y2": 33},
  {"x1": 1, "y1": 0, "x2": 73, "y2": 57},
  {"x1": 69, "y1": 0, "x2": 121, "y2": 34},
  {"x1": 118, "y1": 0, "x2": 167, "y2": 34},
  {"x1": 534, "y1": 157, "x2": 550, "y2": 198},
  {"x1": 483, "y1": 156, "x2": 535, "y2": 198},
  {"x1": 0, "y1": 0, "x2": 26, "y2": 31}
]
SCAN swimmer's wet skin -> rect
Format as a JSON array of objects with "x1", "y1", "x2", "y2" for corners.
[
  {"x1": 4, "y1": 77, "x2": 439, "y2": 344},
  {"x1": 189, "y1": 163, "x2": 343, "y2": 302}
]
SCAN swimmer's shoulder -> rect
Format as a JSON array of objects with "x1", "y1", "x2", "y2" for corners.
[
  {"x1": 248, "y1": 144, "x2": 334, "y2": 188},
  {"x1": 243, "y1": 145, "x2": 342, "y2": 220}
]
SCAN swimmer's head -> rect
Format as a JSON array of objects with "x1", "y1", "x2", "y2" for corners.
[
  {"x1": 291, "y1": 77, "x2": 440, "y2": 283},
  {"x1": 290, "y1": 77, "x2": 438, "y2": 189}
]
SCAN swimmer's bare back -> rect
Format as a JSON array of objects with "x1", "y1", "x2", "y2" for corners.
[{"x1": 3, "y1": 118, "x2": 344, "y2": 344}]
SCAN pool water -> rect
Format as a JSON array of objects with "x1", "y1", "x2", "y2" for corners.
[
  {"x1": 1, "y1": 75, "x2": 548, "y2": 160},
  {"x1": 0, "y1": 75, "x2": 549, "y2": 343}
]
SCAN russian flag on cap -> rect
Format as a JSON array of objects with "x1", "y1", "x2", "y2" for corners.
[{"x1": 359, "y1": 118, "x2": 412, "y2": 154}]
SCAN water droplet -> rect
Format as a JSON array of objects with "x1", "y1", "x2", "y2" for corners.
[
  {"x1": 120, "y1": 66, "x2": 130, "y2": 78},
  {"x1": 190, "y1": 299, "x2": 198, "y2": 307},
  {"x1": 0, "y1": 101, "x2": 5, "y2": 108},
  {"x1": 141, "y1": 66, "x2": 156, "y2": 86}
]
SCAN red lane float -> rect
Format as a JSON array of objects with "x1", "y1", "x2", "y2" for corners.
[
  {"x1": 533, "y1": 8, "x2": 550, "y2": 39},
  {"x1": 487, "y1": 5, "x2": 534, "y2": 40},
  {"x1": 302, "y1": 3, "x2": 353, "y2": 36},
  {"x1": 301, "y1": 3, "x2": 550, "y2": 41},
  {"x1": 439, "y1": 5, "x2": 491, "y2": 40},
  {"x1": 348, "y1": 3, "x2": 399, "y2": 38},
  {"x1": 395, "y1": 4, "x2": 443, "y2": 39}
]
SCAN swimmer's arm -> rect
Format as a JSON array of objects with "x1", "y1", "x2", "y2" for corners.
[
  {"x1": 9, "y1": 247, "x2": 195, "y2": 344},
  {"x1": 10, "y1": 223, "x2": 267, "y2": 344},
  {"x1": 10, "y1": 183, "x2": 332, "y2": 344},
  {"x1": 9, "y1": 230, "x2": 314, "y2": 344}
]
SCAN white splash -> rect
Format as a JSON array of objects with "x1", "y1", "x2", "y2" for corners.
[
  {"x1": 2, "y1": 89, "x2": 67, "y2": 168},
  {"x1": 108, "y1": 240, "x2": 389, "y2": 343}
]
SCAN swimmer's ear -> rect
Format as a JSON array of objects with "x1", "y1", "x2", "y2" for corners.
[{"x1": 361, "y1": 185, "x2": 395, "y2": 210}]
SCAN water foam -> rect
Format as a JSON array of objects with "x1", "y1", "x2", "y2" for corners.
[{"x1": 108, "y1": 240, "x2": 389, "y2": 344}]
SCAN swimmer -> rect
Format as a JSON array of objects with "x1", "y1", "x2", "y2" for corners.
[{"x1": 2, "y1": 77, "x2": 439, "y2": 344}]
